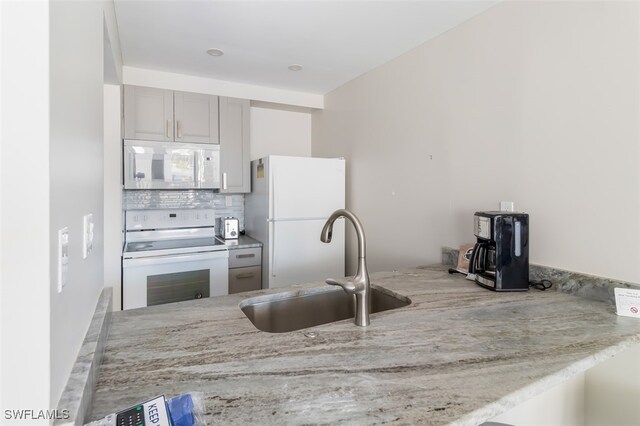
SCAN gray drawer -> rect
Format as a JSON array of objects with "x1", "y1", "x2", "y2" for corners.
[
  {"x1": 229, "y1": 247, "x2": 261, "y2": 268},
  {"x1": 229, "y1": 266, "x2": 262, "y2": 294}
]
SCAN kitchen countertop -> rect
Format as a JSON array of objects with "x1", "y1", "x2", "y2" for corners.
[
  {"x1": 216, "y1": 234, "x2": 262, "y2": 249},
  {"x1": 89, "y1": 266, "x2": 640, "y2": 425}
]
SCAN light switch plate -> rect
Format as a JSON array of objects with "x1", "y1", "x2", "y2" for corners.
[
  {"x1": 499, "y1": 201, "x2": 514, "y2": 212},
  {"x1": 58, "y1": 227, "x2": 69, "y2": 293},
  {"x1": 225, "y1": 196, "x2": 233, "y2": 207},
  {"x1": 83, "y1": 213, "x2": 94, "y2": 259}
]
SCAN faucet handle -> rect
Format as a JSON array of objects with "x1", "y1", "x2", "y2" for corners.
[{"x1": 326, "y1": 278, "x2": 357, "y2": 293}]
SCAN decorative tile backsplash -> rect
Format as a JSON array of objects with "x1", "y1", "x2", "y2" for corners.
[{"x1": 123, "y1": 190, "x2": 245, "y2": 230}]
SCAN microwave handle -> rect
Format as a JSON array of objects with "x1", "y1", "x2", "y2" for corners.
[{"x1": 194, "y1": 154, "x2": 199, "y2": 186}]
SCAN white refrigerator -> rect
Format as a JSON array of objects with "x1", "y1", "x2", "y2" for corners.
[{"x1": 245, "y1": 156, "x2": 346, "y2": 289}]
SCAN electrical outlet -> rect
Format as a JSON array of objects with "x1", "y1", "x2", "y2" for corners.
[
  {"x1": 225, "y1": 196, "x2": 233, "y2": 207},
  {"x1": 57, "y1": 227, "x2": 69, "y2": 293},
  {"x1": 83, "y1": 213, "x2": 94, "y2": 259},
  {"x1": 499, "y1": 201, "x2": 515, "y2": 212}
]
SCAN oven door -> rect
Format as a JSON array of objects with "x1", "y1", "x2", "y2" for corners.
[
  {"x1": 122, "y1": 250, "x2": 229, "y2": 310},
  {"x1": 124, "y1": 140, "x2": 220, "y2": 189}
]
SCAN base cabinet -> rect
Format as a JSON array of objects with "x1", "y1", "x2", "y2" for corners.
[
  {"x1": 228, "y1": 247, "x2": 262, "y2": 294},
  {"x1": 229, "y1": 266, "x2": 262, "y2": 294}
]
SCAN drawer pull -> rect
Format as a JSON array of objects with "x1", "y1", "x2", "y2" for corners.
[
  {"x1": 236, "y1": 273, "x2": 255, "y2": 279},
  {"x1": 236, "y1": 254, "x2": 255, "y2": 259}
]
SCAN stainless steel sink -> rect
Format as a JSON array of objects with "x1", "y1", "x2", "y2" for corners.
[{"x1": 239, "y1": 285, "x2": 411, "y2": 333}]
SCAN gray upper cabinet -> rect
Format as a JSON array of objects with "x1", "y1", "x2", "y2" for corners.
[
  {"x1": 174, "y1": 91, "x2": 219, "y2": 144},
  {"x1": 124, "y1": 85, "x2": 219, "y2": 144},
  {"x1": 123, "y1": 85, "x2": 173, "y2": 142},
  {"x1": 219, "y1": 97, "x2": 250, "y2": 193}
]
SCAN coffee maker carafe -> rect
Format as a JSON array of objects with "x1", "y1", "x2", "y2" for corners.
[{"x1": 469, "y1": 212, "x2": 529, "y2": 291}]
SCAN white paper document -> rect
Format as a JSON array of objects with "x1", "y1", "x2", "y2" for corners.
[{"x1": 614, "y1": 288, "x2": 640, "y2": 318}]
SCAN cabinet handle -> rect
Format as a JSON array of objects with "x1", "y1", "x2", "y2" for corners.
[
  {"x1": 236, "y1": 273, "x2": 254, "y2": 279},
  {"x1": 222, "y1": 172, "x2": 228, "y2": 190},
  {"x1": 177, "y1": 120, "x2": 182, "y2": 139},
  {"x1": 166, "y1": 120, "x2": 171, "y2": 138},
  {"x1": 236, "y1": 253, "x2": 255, "y2": 259}
]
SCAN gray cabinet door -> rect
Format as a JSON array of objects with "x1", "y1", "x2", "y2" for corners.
[
  {"x1": 219, "y1": 97, "x2": 250, "y2": 193},
  {"x1": 174, "y1": 91, "x2": 219, "y2": 144},
  {"x1": 123, "y1": 85, "x2": 173, "y2": 141}
]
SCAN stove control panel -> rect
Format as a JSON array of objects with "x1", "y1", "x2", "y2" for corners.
[{"x1": 125, "y1": 209, "x2": 215, "y2": 231}]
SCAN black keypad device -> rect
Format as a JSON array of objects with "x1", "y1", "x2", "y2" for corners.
[{"x1": 116, "y1": 405, "x2": 145, "y2": 426}]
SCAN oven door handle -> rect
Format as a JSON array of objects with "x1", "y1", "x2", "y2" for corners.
[{"x1": 123, "y1": 251, "x2": 228, "y2": 267}]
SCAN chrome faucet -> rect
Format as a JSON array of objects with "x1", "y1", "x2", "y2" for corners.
[{"x1": 320, "y1": 209, "x2": 370, "y2": 326}]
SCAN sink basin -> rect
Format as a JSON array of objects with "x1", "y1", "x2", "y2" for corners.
[{"x1": 239, "y1": 285, "x2": 411, "y2": 333}]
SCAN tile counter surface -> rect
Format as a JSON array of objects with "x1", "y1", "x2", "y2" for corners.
[{"x1": 89, "y1": 266, "x2": 640, "y2": 425}]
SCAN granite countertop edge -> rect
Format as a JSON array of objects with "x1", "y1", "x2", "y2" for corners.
[
  {"x1": 216, "y1": 234, "x2": 263, "y2": 249},
  {"x1": 90, "y1": 265, "x2": 640, "y2": 425},
  {"x1": 451, "y1": 336, "x2": 640, "y2": 426}
]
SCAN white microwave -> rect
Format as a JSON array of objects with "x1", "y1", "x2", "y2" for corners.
[{"x1": 124, "y1": 140, "x2": 220, "y2": 189}]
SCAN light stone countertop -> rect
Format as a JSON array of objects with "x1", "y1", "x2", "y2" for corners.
[
  {"x1": 215, "y1": 234, "x2": 263, "y2": 249},
  {"x1": 89, "y1": 266, "x2": 640, "y2": 425}
]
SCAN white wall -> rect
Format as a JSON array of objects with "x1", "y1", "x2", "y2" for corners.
[
  {"x1": 103, "y1": 0, "x2": 123, "y2": 84},
  {"x1": 104, "y1": 85, "x2": 122, "y2": 311},
  {"x1": 585, "y1": 343, "x2": 640, "y2": 426},
  {"x1": 123, "y1": 66, "x2": 323, "y2": 109},
  {"x1": 489, "y1": 372, "x2": 585, "y2": 426},
  {"x1": 312, "y1": 1, "x2": 640, "y2": 284},
  {"x1": 250, "y1": 105, "x2": 312, "y2": 160},
  {"x1": 0, "y1": 1, "x2": 51, "y2": 422},
  {"x1": 49, "y1": 0, "x2": 115, "y2": 408}
]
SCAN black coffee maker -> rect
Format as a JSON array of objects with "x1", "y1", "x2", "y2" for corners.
[{"x1": 468, "y1": 211, "x2": 529, "y2": 291}]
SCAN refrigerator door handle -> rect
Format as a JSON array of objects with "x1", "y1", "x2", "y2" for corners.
[
  {"x1": 270, "y1": 171, "x2": 276, "y2": 220},
  {"x1": 270, "y1": 220, "x2": 276, "y2": 278}
]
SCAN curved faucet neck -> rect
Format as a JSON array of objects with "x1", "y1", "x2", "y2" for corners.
[{"x1": 326, "y1": 209, "x2": 367, "y2": 259}]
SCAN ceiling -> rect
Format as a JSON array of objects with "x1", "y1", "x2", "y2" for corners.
[{"x1": 114, "y1": 1, "x2": 498, "y2": 94}]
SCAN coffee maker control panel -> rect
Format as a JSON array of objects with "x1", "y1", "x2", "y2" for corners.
[{"x1": 474, "y1": 216, "x2": 492, "y2": 239}]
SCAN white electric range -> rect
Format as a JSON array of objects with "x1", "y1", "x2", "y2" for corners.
[{"x1": 122, "y1": 209, "x2": 229, "y2": 310}]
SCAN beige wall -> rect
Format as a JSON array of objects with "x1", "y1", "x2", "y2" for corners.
[
  {"x1": 250, "y1": 106, "x2": 312, "y2": 161},
  {"x1": 313, "y1": 1, "x2": 640, "y2": 283}
]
